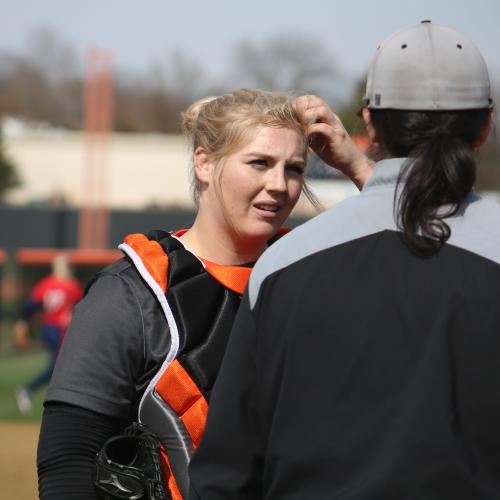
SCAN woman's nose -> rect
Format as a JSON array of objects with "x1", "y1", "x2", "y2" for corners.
[{"x1": 266, "y1": 167, "x2": 287, "y2": 193}]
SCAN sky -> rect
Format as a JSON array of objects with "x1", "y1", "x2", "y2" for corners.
[{"x1": 3, "y1": 0, "x2": 500, "y2": 97}]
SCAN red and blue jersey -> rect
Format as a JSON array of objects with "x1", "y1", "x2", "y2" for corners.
[{"x1": 30, "y1": 275, "x2": 83, "y2": 329}]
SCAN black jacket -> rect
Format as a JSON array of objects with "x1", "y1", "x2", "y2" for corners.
[{"x1": 190, "y1": 158, "x2": 500, "y2": 500}]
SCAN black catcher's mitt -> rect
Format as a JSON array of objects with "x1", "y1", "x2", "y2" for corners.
[{"x1": 94, "y1": 422, "x2": 171, "y2": 500}]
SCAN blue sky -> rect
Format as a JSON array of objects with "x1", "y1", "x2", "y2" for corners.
[{"x1": 3, "y1": 0, "x2": 499, "y2": 91}]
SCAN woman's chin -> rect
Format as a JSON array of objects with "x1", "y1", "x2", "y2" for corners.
[{"x1": 236, "y1": 222, "x2": 283, "y2": 247}]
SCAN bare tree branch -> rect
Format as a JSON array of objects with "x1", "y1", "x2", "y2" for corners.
[{"x1": 231, "y1": 34, "x2": 337, "y2": 94}]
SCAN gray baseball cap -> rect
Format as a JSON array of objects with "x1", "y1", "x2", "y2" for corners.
[{"x1": 363, "y1": 20, "x2": 493, "y2": 111}]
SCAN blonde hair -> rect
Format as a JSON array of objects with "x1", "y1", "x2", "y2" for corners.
[
  {"x1": 181, "y1": 88, "x2": 313, "y2": 205},
  {"x1": 52, "y1": 253, "x2": 72, "y2": 280}
]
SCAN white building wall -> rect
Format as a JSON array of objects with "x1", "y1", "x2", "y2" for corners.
[
  {"x1": 4, "y1": 128, "x2": 195, "y2": 210},
  {"x1": 2, "y1": 121, "x2": 359, "y2": 216}
]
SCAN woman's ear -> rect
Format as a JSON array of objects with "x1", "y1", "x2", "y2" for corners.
[
  {"x1": 361, "y1": 108, "x2": 379, "y2": 146},
  {"x1": 475, "y1": 109, "x2": 494, "y2": 148},
  {"x1": 194, "y1": 147, "x2": 213, "y2": 184}
]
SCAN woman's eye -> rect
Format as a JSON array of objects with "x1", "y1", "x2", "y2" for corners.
[
  {"x1": 287, "y1": 165, "x2": 305, "y2": 175},
  {"x1": 250, "y1": 159, "x2": 267, "y2": 168}
]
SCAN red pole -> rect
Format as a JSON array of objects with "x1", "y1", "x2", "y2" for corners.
[{"x1": 78, "y1": 48, "x2": 113, "y2": 249}]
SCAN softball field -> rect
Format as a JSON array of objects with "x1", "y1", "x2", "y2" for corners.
[{"x1": 0, "y1": 421, "x2": 40, "y2": 499}]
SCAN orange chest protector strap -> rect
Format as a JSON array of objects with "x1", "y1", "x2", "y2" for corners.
[{"x1": 121, "y1": 230, "x2": 252, "y2": 499}]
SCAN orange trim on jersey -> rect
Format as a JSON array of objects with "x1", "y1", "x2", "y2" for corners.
[
  {"x1": 171, "y1": 227, "x2": 292, "y2": 295},
  {"x1": 160, "y1": 447, "x2": 183, "y2": 500},
  {"x1": 171, "y1": 229, "x2": 188, "y2": 238},
  {"x1": 155, "y1": 359, "x2": 208, "y2": 448},
  {"x1": 124, "y1": 233, "x2": 169, "y2": 293},
  {"x1": 198, "y1": 225, "x2": 291, "y2": 294},
  {"x1": 277, "y1": 226, "x2": 292, "y2": 237},
  {"x1": 199, "y1": 258, "x2": 251, "y2": 295}
]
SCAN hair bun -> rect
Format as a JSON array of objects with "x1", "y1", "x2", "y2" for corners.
[{"x1": 181, "y1": 96, "x2": 218, "y2": 137}]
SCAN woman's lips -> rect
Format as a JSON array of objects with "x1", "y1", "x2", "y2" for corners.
[{"x1": 254, "y1": 203, "x2": 281, "y2": 217}]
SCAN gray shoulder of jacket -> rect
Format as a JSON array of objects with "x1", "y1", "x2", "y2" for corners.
[
  {"x1": 448, "y1": 194, "x2": 500, "y2": 264},
  {"x1": 249, "y1": 192, "x2": 379, "y2": 309},
  {"x1": 249, "y1": 191, "x2": 500, "y2": 309}
]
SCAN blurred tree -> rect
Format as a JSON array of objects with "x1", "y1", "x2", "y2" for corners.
[
  {"x1": 25, "y1": 27, "x2": 82, "y2": 128},
  {"x1": 0, "y1": 55, "x2": 53, "y2": 122},
  {"x1": 336, "y1": 77, "x2": 366, "y2": 135},
  {"x1": 25, "y1": 27, "x2": 80, "y2": 83},
  {"x1": 165, "y1": 50, "x2": 205, "y2": 102},
  {"x1": 0, "y1": 126, "x2": 20, "y2": 200},
  {"x1": 112, "y1": 47, "x2": 208, "y2": 133},
  {"x1": 114, "y1": 64, "x2": 191, "y2": 133},
  {"x1": 0, "y1": 27, "x2": 82, "y2": 129},
  {"x1": 231, "y1": 34, "x2": 337, "y2": 96}
]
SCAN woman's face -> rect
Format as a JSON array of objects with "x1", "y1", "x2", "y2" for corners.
[{"x1": 204, "y1": 126, "x2": 306, "y2": 250}]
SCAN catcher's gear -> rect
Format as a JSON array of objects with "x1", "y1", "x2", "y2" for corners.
[{"x1": 94, "y1": 422, "x2": 170, "y2": 500}]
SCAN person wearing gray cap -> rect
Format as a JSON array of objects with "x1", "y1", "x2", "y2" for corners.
[{"x1": 188, "y1": 21, "x2": 499, "y2": 500}]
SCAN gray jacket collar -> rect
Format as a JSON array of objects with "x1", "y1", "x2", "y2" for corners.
[
  {"x1": 363, "y1": 158, "x2": 408, "y2": 191},
  {"x1": 362, "y1": 156, "x2": 480, "y2": 210}
]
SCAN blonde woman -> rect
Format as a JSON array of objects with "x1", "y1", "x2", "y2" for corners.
[{"x1": 37, "y1": 89, "x2": 370, "y2": 499}]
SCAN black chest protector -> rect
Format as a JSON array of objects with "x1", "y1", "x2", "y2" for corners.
[
  {"x1": 119, "y1": 229, "x2": 253, "y2": 499},
  {"x1": 156, "y1": 230, "x2": 245, "y2": 399}
]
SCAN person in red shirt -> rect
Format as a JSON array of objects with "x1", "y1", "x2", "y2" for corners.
[{"x1": 15, "y1": 253, "x2": 83, "y2": 413}]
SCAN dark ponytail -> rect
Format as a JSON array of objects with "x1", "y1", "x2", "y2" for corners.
[{"x1": 370, "y1": 109, "x2": 490, "y2": 256}]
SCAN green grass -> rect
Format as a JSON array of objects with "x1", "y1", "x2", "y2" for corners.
[{"x1": 0, "y1": 350, "x2": 47, "y2": 420}]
